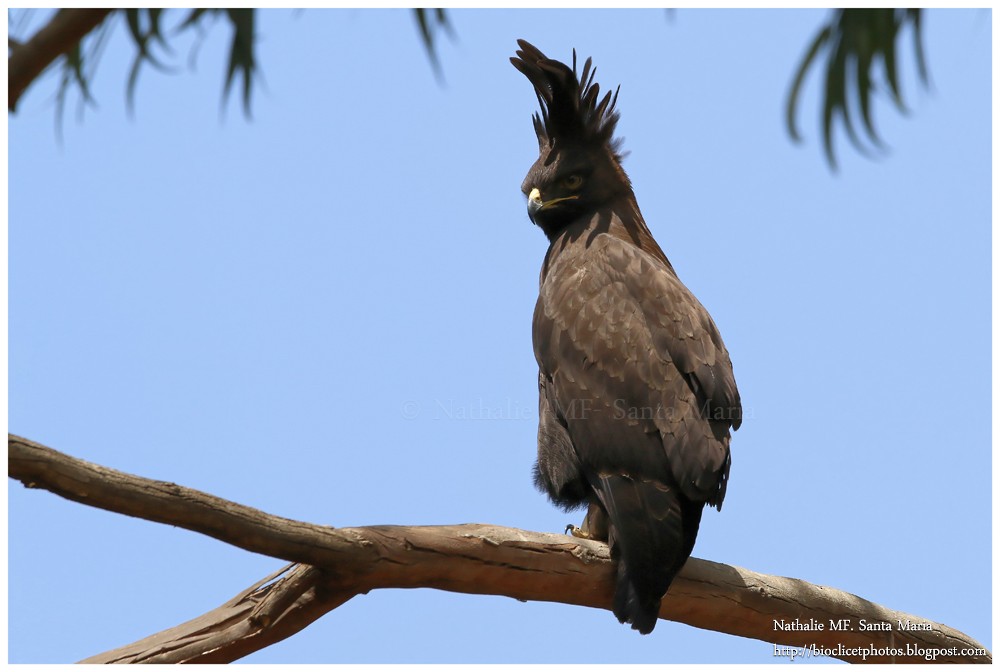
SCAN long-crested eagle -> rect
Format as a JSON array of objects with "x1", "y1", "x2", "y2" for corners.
[{"x1": 511, "y1": 40, "x2": 742, "y2": 635}]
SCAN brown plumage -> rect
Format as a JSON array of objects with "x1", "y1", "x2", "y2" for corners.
[{"x1": 511, "y1": 39, "x2": 742, "y2": 635}]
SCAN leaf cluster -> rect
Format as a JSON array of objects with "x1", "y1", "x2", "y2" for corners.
[
  {"x1": 786, "y1": 9, "x2": 929, "y2": 169},
  {"x1": 42, "y1": 9, "x2": 452, "y2": 119},
  {"x1": 12, "y1": 8, "x2": 935, "y2": 170},
  {"x1": 123, "y1": 9, "x2": 257, "y2": 117}
]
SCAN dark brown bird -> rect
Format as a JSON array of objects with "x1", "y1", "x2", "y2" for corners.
[{"x1": 511, "y1": 40, "x2": 741, "y2": 635}]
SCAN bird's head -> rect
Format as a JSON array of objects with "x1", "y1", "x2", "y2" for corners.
[{"x1": 511, "y1": 40, "x2": 631, "y2": 239}]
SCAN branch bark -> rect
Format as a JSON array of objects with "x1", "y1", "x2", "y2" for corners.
[
  {"x1": 9, "y1": 434, "x2": 991, "y2": 664},
  {"x1": 8, "y1": 8, "x2": 114, "y2": 112}
]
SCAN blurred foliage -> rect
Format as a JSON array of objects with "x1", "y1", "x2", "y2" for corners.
[
  {"x1": 120, "y1": 9, "x2": 257, "y2": 116},
  {"x1": 11, "y1": 8, "x2": 934, "y2": 169},
  {"x1": 26, "y1": 9, "x2": 447, "y2": 120},
  {"x1": 786, "y1": 9, "x2": 929, "y2": 169},
  {"x1": 414, "y1": 8, "x2": 456, "y2": 81}
]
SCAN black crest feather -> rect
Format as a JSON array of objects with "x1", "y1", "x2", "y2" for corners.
[{"x1": 510, "y1": 39, "x2": 623, "y2": 158}]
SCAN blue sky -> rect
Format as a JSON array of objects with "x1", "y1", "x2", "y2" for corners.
[{"x1": 8, "y1": 8, "x2": 991, "y2": 664}]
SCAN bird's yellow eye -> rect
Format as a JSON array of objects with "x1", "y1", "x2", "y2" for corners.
[{"x1": 563, "y1": 174, "x2": 583, "y2": 190}]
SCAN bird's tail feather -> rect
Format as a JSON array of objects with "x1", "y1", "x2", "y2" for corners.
[{"x1": 590, "y1": 474, "x2": 702, "y2": 634}]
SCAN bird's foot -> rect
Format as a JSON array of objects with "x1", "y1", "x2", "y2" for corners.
[{"x1": 565, "y1": 524, "x2": 594, "y2": 539}]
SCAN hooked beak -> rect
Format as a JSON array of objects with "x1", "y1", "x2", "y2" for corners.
[{"x1": 527, "y1": 187, "x2": 577, "y2": 221}]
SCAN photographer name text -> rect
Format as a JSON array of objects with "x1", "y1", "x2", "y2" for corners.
[{"x1": 774, "y1": 618, "x2": 932, "y2": 632}]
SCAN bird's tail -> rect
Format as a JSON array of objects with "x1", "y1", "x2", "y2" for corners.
[{"x1": 590, "y1": 474, "x2": 703, "y2": 634}]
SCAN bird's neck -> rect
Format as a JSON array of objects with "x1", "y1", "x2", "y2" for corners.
[
  {"x1": 541, "y1": 194, "x2": 675, "y2": 282},
  {"x1": 612, "y1": 195, "x2": 673, "y2": 270}
]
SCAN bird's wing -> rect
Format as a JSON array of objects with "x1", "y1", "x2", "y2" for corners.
[
  {"x1": 533, "y1": 232, "x2": 739, "y2": 505},
  {"x1": 534, "y1": 369, "x2": 588, "y2": 506}
]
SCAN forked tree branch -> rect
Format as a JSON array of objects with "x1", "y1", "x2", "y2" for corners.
[
  {"x1": 8, "y1": 434, "x2": 991, "y2": 664},
  {"x1": 8, "y1": 9, "x2": 114, "y2": 111}
]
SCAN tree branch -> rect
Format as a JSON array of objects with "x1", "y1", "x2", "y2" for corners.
[
  {"x1": 81, "y1": 563, "x2": 352, "y2": 663},
  {"x1": 8, "y1": 8, "x2": 114, "y2": 112},
  {"x1": 9, "y1": 434, "x2": 991, "y2": 664}
]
